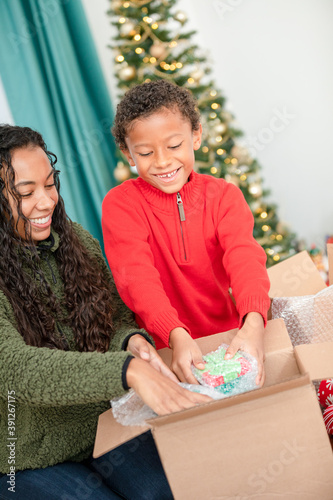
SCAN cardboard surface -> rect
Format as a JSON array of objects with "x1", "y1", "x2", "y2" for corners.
[
  {"x1": 295, "y1": 341, "x2": 333, "y2": 381},
  {"x1": 268, "y1": 250, "x2": 327, "y2": 298},
  {"x1": 94, "y1": 408, "x2": 150, "y2": 455}
]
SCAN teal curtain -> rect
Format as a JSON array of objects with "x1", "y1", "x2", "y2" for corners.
[{"x1": 0, "y1": 0, "x2": 117, "y2": 246}]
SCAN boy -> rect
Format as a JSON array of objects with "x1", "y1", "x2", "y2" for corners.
[{"x1": 102, "y1": 80, "x2": 271, "y2": 387}]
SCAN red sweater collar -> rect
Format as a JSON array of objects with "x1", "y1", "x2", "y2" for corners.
[{"x1": 135, "y1": 171, "x2": 203, "y2": 212}]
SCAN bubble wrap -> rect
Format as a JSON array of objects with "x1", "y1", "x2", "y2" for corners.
[
  {"x1": 271, "y1": 285, "x2": 333, "y2": 347},
  {"x1": 191, "y1": 343, "x2": 258, "y2": 396},
  {"x1": 110, "y1": 375, "x2": 257, "y2": 427},
  {"x1": 111, "y1": 389, "x2": 156, "y2": 427}
]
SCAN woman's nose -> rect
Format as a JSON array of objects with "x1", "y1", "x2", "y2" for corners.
[{"x1": 36, "y1": 191, "x2": 55, "y2": 210}]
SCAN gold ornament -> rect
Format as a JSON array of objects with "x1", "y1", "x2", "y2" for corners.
[
  {"x1": 118, "y1": 66, "x2": 136, "y2": 81},
  {"x1": 120, "y1": 21, "x2": 136, "y2": 37},
  {"x1": 248, "y1": 182, "x2": 263, "y2": 198},
  {"x1": 113, "y1": 162, "x2": 131, "y2": 182},
  {"x1": 213, "y1": 122, "x2": 227, "y2": 135},
  {"x1": 174, "y1": 10, "x2": 187, "y2": 23},
  {"x1": 149, "y1": 42, "x2": 168, "y2": 59}
]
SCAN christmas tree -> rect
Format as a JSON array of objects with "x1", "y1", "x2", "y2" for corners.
[{"x1": 107, "y1": 0, "x2": 297, "y2": 266}]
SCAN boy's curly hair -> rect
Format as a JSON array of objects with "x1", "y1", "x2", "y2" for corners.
[{"x1": 112, "y1": 80, "x2": 201, "y2": 150}]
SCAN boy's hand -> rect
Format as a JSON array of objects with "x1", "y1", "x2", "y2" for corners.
[
  {"x1": 127, "y1": 334, "x2": 179, "y2": 383},
  {"x1": 126, "y1": 358, "x2": 212, "y2": 415},
  {"x1": 224, "y1": 312, "x2": 265, "y2": 387},
  {"x1": 169, "y1": 327, "x2": 205, "y2": 384}
]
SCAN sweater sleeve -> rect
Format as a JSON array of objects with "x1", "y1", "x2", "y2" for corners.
[
  {"x1": 102, "y1": 188, "x2": 189, "y2": 347},
  {"x1": 215, "y1": 182, "x2": 271, "y2": 326}
]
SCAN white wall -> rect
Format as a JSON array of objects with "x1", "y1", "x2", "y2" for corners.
[{"x1": 81, "y1": 0, "x2": 333, "y2": 248}]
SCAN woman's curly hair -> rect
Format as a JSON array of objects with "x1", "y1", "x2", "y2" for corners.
[
  {"x1": 112, "y1": 79, "x2": 201, "y2": 150},
  {"x1": 0, "y1": 124, "x2": 116, "y2": 352}
]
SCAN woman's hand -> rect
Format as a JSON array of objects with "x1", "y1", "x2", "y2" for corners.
[
  {"x1": 126, "y1": 357, "x2": 212, "y2": 416},
  {"x1": 127, "y1": 334, "x2": 178, "y2": 383},
  {"x1": 224, "y1": 312, "x2": 266, "y2": 387},
  {"x1": 169, "y1": 327, "x2": 205, "y2": 384}
]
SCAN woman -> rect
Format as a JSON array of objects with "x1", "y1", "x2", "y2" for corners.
[{"x1": 0, "y1": 125, "x2": 209, "y2": 499}]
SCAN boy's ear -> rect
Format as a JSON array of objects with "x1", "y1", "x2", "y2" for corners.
[
  {"x1": 121, "y1": 148, "x2": 136, "y2": 167},
  {"x1": 192, "y1": 123, "x2": 202, "y2": 151}
]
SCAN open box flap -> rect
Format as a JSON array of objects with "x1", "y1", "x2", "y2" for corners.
[
  {"x1": 268, "y1": 250, "x2": 327, "y2": 298},
  {"x1": 93, "y1": 408, "x2": 150, "y2": 458},
  {"x1": 295, "y1": 342, "x2": 333, "y2": 381}
]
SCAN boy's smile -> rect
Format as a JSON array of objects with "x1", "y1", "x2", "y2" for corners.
[{"x1": 122, "y1": 107, "x2": 202, "y2": 194}]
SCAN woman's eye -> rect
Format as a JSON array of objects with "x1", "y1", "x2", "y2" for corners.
[
  {"x1": 46, "y1": 183, "x2": 56, "y2": 189},
  {"x1": 170, "y1": 142, "x2": 183, "y2": 149},
  {"x1": 20, "y1": 192, "x2": 32, "y2": 198}
]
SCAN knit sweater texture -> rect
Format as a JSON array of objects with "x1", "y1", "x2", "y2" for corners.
[
  {"x1": 102, "y1": 171, "x2": 271, "y2": 350},
  {"x1": 0, "y1": 222, "x2": 148, "y2": 473}
]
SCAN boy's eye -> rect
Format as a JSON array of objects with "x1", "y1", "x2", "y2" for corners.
[
  {"x1": 170, "y1": 142, "x2": 183, "y2": 149},
  {"x1": 138, "y1": 152, "x2": 152, "y2": 157}
]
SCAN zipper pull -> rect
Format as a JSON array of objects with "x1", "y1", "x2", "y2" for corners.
[{"x1": 177, "y1": 192, "x2": 185, "y2": 221}]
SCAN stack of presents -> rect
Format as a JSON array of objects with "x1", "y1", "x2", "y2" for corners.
[{"x1": 94, "y1": 246, "x2": 333, "y2": 499}]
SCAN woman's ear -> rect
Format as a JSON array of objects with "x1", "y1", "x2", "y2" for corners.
[
  {"x1": 121, "y1": 148, "x2": 136, "y2": 167},
  {"x1": 192, "y1": 123, "x2": 203, "y2": 151}
]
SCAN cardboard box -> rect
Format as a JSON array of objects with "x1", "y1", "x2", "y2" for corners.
[
  {"x1": 268, "y1": 250, "x2": 327, "y2": 299},
  {"x1": 94, "y1": 317, "x2": 333, "y2": 499}
]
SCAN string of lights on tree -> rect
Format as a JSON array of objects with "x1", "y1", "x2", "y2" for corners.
[{"x1": 108, "y1": 0, "x2": 297, "y2": 266}]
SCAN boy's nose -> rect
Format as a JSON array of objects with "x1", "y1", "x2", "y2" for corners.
[{"x1": 154, "y1": 151, "x2": 171, "y2": 169}]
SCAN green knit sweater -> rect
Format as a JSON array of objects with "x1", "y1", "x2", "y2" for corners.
[{"x1": 0, "y1": 223, "x2": 148, "y2": 473}]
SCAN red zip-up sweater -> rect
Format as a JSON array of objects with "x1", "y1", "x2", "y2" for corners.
[{"x1": 102, "y1": 171, "x2": 270, "y2": 350}]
